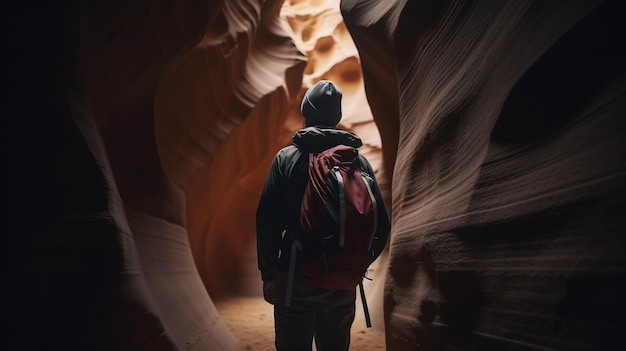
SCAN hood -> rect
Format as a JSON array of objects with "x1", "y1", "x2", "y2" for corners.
[{"x1": 292, "y1": 126, "x2": 363, "y2": 152}]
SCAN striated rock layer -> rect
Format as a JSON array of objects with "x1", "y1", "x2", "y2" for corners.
[
  {"x1": 343, "y1": 0, "x2": 626, "y2": 350},
  {"x1": 6, "y1": 0, "x2": 625, "y2": 350}
]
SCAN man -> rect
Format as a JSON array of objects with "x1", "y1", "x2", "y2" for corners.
[{"x1": 256, "y1": 80, "x2": 390, "y2": 350}]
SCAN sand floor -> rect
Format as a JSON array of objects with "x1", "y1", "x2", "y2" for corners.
[{"x1": 214, "y1": 297, "x2": 385, "y2": 350}]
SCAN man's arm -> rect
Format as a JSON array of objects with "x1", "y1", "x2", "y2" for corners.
[
  {"x1": 256, "y1": 153, "x2": 286, "y2": 284},
  {"x1": 372, "y1": 190, "x2": 391, "y2": 258},
  {"x1": 360, "y1": 155, "x2": 391, "y2": 258}
]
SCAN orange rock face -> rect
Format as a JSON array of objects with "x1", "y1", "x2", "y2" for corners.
[{"x1": 7, "y1": 0, "x2": 625, "y2": 350}]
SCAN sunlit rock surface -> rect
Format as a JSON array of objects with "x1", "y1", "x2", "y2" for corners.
[{"x1": 7, "y1": 0, "x2": 625, "y2": 350}]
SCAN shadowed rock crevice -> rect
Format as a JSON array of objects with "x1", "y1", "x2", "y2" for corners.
[{"x1": 492, "y1": 0, "x2": 626, "y2": 144}]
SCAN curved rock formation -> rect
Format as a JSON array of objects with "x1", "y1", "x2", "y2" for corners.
[
  {"x1": 7, "y1": 0, "x2": 625, "y2": 350},
  {"x1": 344, "y1": 0, "x2": 626, "y2": 349},
  {"x1": 7, "y1": 0, "x2": 383, "y2": 349}
]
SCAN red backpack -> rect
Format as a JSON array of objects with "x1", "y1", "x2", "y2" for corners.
[{"x1": 286, "y1": 144, "x2": 382, "y2": 326}]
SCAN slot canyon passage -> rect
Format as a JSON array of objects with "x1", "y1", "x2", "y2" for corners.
[{"x1": 6, "y1": 0, "x2": 626, "y2": 350}]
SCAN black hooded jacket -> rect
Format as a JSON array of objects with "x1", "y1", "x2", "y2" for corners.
[{"x1": 256, "y1": 126, "x2": 390, "y2": 282}]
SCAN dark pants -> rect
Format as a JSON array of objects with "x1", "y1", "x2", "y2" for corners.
[{"x1": 274, "y1": 270, "x2": 356, "y2": 351}]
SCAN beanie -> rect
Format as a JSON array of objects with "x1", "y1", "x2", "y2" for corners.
[{"x1": 300, "y1": 80, "x2": 343, "y2": 126}]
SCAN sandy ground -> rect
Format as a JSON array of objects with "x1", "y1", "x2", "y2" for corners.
[{"x1": 214, "y1": 296, "x2": 385, "y2": 350}]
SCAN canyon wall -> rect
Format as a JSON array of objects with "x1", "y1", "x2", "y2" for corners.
[
  {"x1": 343, "y1": 0, "x2": 625, "y2": 349},
  {"x1": 7, "y1": 0, "x2": 383, "y2": 349},
  {"x1": 6, "y1": 0, "x2": 625, "y2": 350}
]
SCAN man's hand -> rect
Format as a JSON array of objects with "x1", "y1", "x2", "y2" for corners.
[{"x1": 263, "y1": 280, "x2": 275, "y2": 305}]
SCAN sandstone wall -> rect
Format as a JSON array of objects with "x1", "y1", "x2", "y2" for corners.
[
  {"x1": 343, "y1": 0, "x2": 625, "y2": 349},
  {"x1": 6, "y1": 0, "x2": 625, "y2": 350}
]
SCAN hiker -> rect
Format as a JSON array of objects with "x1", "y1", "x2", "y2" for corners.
[{"x1": 256, "y1": 80, "x2": 391, "y2": 351}]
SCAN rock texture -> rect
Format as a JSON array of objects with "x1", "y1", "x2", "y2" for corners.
[
  {"x1": 6, "y1": 0, "x2": 625, "y2": 350},
  {"x1": 7, "y1": 0, "x2": 383, "y2": 350},
  {"x1": 343, "y1": 0, "x2": 626, "y2": 350}
]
